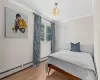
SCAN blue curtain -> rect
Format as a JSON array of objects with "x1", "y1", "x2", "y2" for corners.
[
  {"x1": 51, "y1": 22, "x2": 55, "y2": 54},
  {"x1": 33, "y1": 14, "x2": 41, "y2": 66}
]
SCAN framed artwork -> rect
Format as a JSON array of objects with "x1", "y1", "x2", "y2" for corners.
[{"x1": 5, "y1": 7, "x2": 28, "y2": 38}]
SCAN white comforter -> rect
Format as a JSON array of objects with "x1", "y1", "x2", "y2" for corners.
[{"x1": 47, "y1": 50, "x2": 97, "y2": 80}]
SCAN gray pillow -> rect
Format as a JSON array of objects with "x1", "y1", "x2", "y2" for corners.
[{"x1": 70, "y1": 42, "x2": 81, "y2": 52}]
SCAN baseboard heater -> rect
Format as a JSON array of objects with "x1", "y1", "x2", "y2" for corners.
[{"x1": 0, "y1": 56, "x2": 48, "y2": 79}]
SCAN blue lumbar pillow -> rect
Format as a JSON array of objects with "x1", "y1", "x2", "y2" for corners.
[{"x1": 70, "y1": 42, "x2": 81, "y2": 52}]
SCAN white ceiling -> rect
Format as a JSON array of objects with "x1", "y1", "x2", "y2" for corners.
[{"x1": 13, "y1": 0, "x2": 93, "y2": 22}]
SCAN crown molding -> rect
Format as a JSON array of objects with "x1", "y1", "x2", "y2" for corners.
[
  {"x1": 8, "y1": 0, "x2": 33, "y2": 12},
  {"x1": 60, "y1": 14, "x2": 93, "y2": 23}
]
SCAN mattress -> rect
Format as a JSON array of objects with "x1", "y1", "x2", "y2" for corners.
[{"x1": 46, "y1": 50, "x2": 97, "y2": 80}]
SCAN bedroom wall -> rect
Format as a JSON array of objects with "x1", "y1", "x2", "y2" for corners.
[
  {"x1": 0, "y1": 0, "x2": 34, "y2": 73},
  {"x1": 55, "y1": 16, "x2": 93, "y2": 51},
  {"x1": 94, "y1": 0, "x2": 100, "y2": 79}
]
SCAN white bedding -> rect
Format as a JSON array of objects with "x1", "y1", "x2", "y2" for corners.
[{"x1": 47, "y1": 50, "x2": 97, "y2": 80}]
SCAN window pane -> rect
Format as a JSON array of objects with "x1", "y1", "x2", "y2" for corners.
[
  {"x1": 46, "y1": 26, "x2": 51, "y2": 33},
  {"x1": 41, "y1": 24, "x2": 44, "y2": 33},
  {"x1": 40, "y1": 37, "x2": 44, "y2": 41},
  {"x1": 46, "y1": 34, "x2": 51, "y2": 41},
  {"x1": 40, "y1": 33, "x2": 44, "y2": 41}
]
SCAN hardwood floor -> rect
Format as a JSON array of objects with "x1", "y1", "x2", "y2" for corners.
[{"x1": 2, "y1": 61, "x2": 70, "y2": 80}]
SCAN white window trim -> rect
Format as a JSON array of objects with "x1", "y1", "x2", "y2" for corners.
[{"x1": 44, "y1": 24, "x2": 46, "y2": 42}]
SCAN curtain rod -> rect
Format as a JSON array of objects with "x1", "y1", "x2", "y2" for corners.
[{"x1": 33, "y1": 12, "x2": 52, "y2": 22}]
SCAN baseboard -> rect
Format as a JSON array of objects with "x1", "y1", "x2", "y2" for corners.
[
  {"x1": 0, "y1": 62, "x2": 33, "y2": 79},
  {"x1": 41, "y1": 56, "x2": 48, "y2": 62},
  {"x1": 0, "y1": 57, "x2": 48, "y2": 79}
]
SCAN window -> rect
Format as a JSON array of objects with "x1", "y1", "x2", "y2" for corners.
[{"x1": 40, "y1": 24, "x2": 51, "y2": 41}]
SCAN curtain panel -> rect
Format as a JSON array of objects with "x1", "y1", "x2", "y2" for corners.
[
  {"x1": 51, "y1": 22, "x2": 55, "y2": 54},
  {"x1": 33, "y1": 14, "x2": 41, "y2": 66}
]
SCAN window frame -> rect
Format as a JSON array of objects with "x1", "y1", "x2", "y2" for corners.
[{"x1": 40, "y1": 24, "x2": 51, "y2": 42}]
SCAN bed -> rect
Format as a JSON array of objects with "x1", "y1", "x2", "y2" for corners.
[{"x1": 46, "y1": 50, "x2": 97, "y2": 80}]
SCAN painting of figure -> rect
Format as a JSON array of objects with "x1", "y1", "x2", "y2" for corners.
[
  {"x1": 12, "y1": 14, "x2": 27, "y2": 33},
  {"x1": 5, "y1": 7, "x2": 28, "y2": 38}
]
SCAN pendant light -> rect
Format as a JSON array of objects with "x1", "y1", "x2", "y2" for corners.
[{"x1": 53, "y1": 3, "x2": 59, "y2": 16}]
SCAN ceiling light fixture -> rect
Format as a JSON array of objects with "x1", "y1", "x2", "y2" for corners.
[{"x1": 53, "y1": 3, "x2": 59, "y2": 16}]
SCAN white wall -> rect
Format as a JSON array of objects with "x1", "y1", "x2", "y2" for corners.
[
  {"x1": 55, "y1": 16, "x2": 93, "y2": 51},
  {"x1": 94, "y1": 0, "x2": 100, "y2": 79},
  {"x1": 0, "y1": 0, "x2": 34, "y2": 73}
]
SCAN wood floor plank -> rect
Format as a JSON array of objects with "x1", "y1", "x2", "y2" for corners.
[{"x1": 2, "y1": 61, "x2": 71, "y2": 80}]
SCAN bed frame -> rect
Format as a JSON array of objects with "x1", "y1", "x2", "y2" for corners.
[{"x1": 48, "y1": 64, "x2": 80, "y2": 80}]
